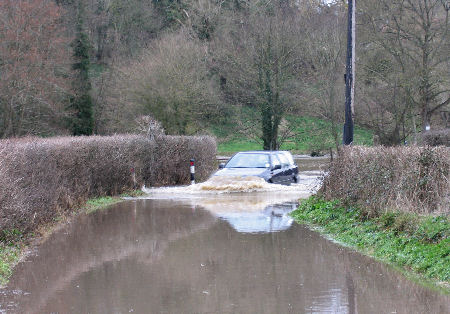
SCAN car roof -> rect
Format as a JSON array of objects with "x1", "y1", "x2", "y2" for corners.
[{"x1": 235, "y1": 151, "x2": 284, "y2": 154}]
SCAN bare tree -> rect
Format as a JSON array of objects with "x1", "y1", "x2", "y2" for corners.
[
  {"x1": 360, "y1": 0, "x2": 450, "y2": 133},
  {"x1": 58, "y1": 0, "x2": 164, "y2": 61},
  {"x1": 101, "y1": 29, "x2": 223, "y2": 135},
  {"x1": 213, "y1": 1, "x2": 308, "y2": 150},
  {"x1": 302, "y1": 4, "x2": 347, "y2": 151},
  {"x1": 0, "y1": 0, "x2": 72, "y2": 137}
]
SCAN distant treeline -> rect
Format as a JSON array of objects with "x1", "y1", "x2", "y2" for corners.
[{"x1": 1, "y1": 0, "x2": 449, "y2": 147}]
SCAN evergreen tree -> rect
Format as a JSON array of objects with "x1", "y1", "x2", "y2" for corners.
[{"x1": 69, "y1": 0, "x2": 94, "y2": 136}]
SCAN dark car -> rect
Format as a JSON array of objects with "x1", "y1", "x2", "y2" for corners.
[{"x1": 213, "y1": 151, "x2": 299, "y2": 185}]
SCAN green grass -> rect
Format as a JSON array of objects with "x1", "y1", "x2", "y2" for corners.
[
  {"x1": 214, "y1": 112, "x2": 373, "y2": 154},
  {"x1": 290, "y1": 197, "x2": 450, "y2": 293},
  {"x1": 0, "y1": 245, "x2": 21, "y2": 287},
  {"x1": 218, "y1": 140, "x2": 262, "y2": 154},
  {"x1": 284, "y1": 116, "x2": 373, "y2": 152},
  {"x1": 84, "y1": 190, "x2": 145, "y2": 214},
  {"x1": 84, "y1": 196, "x2": 122, "y2": 214},
  {"x1": 0, "y1": 229, "x2": 23, "y2": 287}
]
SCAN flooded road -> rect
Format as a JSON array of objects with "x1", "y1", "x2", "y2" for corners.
[{"x1": 1, "y1": 161, "x2": 449, "y2": 313}]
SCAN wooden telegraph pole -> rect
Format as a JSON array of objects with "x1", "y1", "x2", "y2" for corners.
[{"x1": 343, "y1": 0, "x2": 355, "y2": 145}]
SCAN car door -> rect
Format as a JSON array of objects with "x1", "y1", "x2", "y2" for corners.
[
  {"x1": 276, "y1": 153, "x2": 291, "y2": 184},
  {"x1": 269, "y1": 154, "x2": 284, "y2": 183},
  {"x1": 281, "y1": 151, "x2": 298, "y2": 183}
]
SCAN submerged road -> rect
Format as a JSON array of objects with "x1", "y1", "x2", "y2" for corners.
[{"x1": 1, "y1": 161, "x2": 449, "y2": 313}]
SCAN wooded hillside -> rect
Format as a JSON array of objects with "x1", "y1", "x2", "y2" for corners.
[{"x1": 1, "y1": 0, "x2": 449, "y2": 147}]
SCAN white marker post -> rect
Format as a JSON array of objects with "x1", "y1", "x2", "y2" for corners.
[{"x1": 190, "y1": 159, "x2": 195, "y2": 185}]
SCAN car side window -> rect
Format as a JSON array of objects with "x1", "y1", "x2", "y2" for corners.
[
  {"x1": 271, "y1": 155, "x2": 281, "y2": 168},
  {"x1": 277, "y1": 153, "x2": 290, "y2": 167},
  {"x1": 283, "y1": 152, "x2": 295, "y2": 166}
]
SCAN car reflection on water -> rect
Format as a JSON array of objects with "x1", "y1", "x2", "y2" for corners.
[
  {"x1": 216, "y1": 202, "x2": 298, "y2": 233},
  {"x1": 142, "y1": 171, "x2": 316, "y2": 233},
  {"x1": 141, "y1": 191, "x2": 304, "y2": 234}
]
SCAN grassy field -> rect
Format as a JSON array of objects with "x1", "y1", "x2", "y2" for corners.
[
  {"x1": 214, "y1": 113, "x2": 373, "y2": 154},
  {"x1": 291, "y1": 197, "x2": 450, "y2": 293}
]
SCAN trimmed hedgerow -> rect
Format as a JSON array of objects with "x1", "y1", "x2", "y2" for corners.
[
  {"x1": 0, "y1": 135, "x2": 216, "y2": 235},
  {"x1": 419, "y1": 129, "x2": 450, "y2": 147},
  {"x1": 321, "y1": 146, "x2": 449, "y2": 216}
]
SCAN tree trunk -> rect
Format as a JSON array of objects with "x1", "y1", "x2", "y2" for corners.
[{"x1": 261, "y1": 104, "x2": 278, "y2": 150}]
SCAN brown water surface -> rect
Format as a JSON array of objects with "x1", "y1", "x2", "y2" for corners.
[
  {"x1": 1, "y1": 194, "x2": 449, "y2": 313},
  {"x1": 295, "y1": 156, "x2": 330, "y2": 172}
]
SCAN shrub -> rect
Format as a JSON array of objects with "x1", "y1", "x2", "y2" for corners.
[
  {"x1": 321, "y1": 146, "x2": 449, "y2": 216},
  {"x1": 0, "y1": 135, "x2": 216, "y2": 235},
  {"x1": 419, "y1": 129, "x2": 450, "y2": 147}
]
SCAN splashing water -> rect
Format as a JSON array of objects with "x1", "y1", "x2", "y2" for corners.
[
  {"x1": 139, "y1": 175, "x2": 322, "y2": 233},
  {"x1": 142, "y1": 174, "x2": 322, "y2": 196}
]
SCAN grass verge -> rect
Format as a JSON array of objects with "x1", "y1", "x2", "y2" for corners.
[
  {"x1": 0, "y1": 233, "x2": 23, "y2": 287},
  {"x1": 83, "y1": 190, "x2": 145, "y2": 214},
  {"x1": 290, "y1": 197, "x2": 450, "y2": 294},
  {"x1": 0, "y1": 189, "x2": 145, "y2": 287}
]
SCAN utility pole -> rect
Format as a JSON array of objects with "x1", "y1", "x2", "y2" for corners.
[{"x1": 343, "y1": 0, "x2": 355, "y2": 145}]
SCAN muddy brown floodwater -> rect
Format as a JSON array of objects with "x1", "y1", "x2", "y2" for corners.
[{"x1": 1, "y1": 161, "x2": 449, "y2": 313}]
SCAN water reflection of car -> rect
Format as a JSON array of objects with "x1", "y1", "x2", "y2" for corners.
[
  {"x1": 214, "y1": 151, "x2": 299, "y2": 185},
  {"x1": 218, "y1": 202, "x2": 297, "y2": 233}
]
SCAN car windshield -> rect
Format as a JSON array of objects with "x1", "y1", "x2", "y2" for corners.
[{"x1": 225, "y1": 153, "x2": 270, "y2": 168}]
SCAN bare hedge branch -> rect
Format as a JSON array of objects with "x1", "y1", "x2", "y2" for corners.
[
  {"x1": 419, "y1": 129, "x2": 450, "y2": 147},
  {"x1": 0, "y1": 135, "x2": 216, "y2": 234},
  {"x1": 321, "y1": 146, "x2": 449, "y2": 216}
]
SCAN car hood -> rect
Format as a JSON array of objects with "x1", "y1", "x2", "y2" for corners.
[{"x1": 213, "y1": 167, "x2": 269, "y2": 178}]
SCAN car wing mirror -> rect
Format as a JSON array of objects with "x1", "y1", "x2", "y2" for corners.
[
  {"x1": 272, "y1": 164, "x2": 281, "y2": 170},
  {"x1": 219, "y1": 163, "x2": 225, "y2": 169}
]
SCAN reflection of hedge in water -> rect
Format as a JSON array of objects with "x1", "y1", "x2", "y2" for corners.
[
  {"x1": 322, "y1": 146, "x2": 449, "y2": 215},
  {"x1": 8, "y1": 203, "x2": 447, "y2": 314},
  {"x1": 2, "y1": 201, "x2": 217, "y2": 312},
  {"x1": 0, "y1": 135, "x2": 216, "y2": 234},
  {"x1": 149, "y1": 223, "x2": 448, "y2": 314}
]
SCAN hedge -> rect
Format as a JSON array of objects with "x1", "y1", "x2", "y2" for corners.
[
  {"x1": 0, "y1": 135, "x2": 216, "y2": 234},
  {"x1": 321, "y1": 146, "x2": 449, "y2": 216}
]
